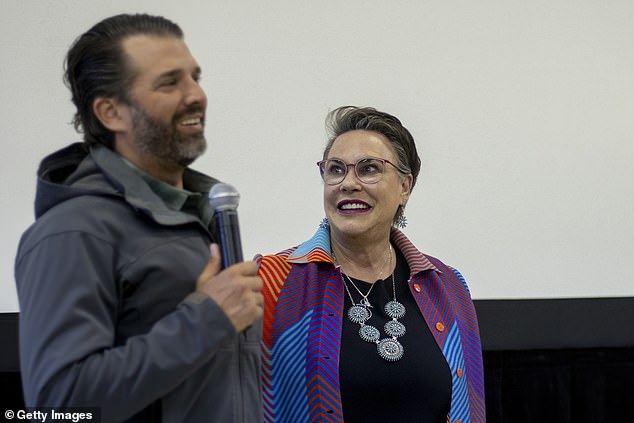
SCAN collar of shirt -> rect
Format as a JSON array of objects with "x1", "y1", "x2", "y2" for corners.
[
  {"x1": 122, "y1": 159, "x2": 213, "y2": 227},
  {"x1": 287, "y1": 224, "x2": 440, "y2": 277}
]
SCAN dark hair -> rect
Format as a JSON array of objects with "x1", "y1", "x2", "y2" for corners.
[
  {"x1": 64, "y1": 14, "x2": 184, "y2": 147},
  {"x1": 323, "y1": 106, "x2": 422, "y2": 225}
]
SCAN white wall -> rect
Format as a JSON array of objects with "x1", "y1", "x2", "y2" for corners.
[{"x1": 2, "y1": 0, "x2": 633, "y2": 311}]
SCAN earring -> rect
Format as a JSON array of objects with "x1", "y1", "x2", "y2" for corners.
[
  {"x1": 396, "y1": 214, "x2": 408, "y2": 229},
  {"x1": 319, "y1": 217, "x2": 330, "y2": 229}
]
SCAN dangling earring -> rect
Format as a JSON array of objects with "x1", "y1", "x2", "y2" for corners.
[
  {"x1": 319, "y1": 217, "x2": 330, "y2": 229},
  {"x1": 394, "y1": 204, "x2": 408, "y2": 229}
]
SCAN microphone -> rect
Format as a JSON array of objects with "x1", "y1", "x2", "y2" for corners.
[{"x1": 208, "y1": 183, "x2": 244, "y2": 269}]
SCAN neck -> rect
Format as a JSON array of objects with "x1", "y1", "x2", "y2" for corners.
[
  {"x1": 115, "y1": 142, "x2": 185, "y2": 188},
  {"x1": 140, "y1": 160, "x2": 185, "y2": 188},
  {"x1": 331, "y1": 230, "x2": 394, "y2": 283}
]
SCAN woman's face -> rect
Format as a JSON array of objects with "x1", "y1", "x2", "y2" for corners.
[{"x1": 323, "y1": 130, "x2": 412, "y2": 243}]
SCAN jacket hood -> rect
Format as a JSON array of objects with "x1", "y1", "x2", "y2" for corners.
[
  {"x1": 33, "y1": 142, "x2": 219, "y2": 227},
  {"x1": 34, "y1": 143, "x2": 117, "y2": 218}
]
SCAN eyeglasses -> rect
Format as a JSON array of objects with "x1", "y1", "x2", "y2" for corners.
[{"x1": 317, "y1": 157, "x2": 407, "y2": 185}]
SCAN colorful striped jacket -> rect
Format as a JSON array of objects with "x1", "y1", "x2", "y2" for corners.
[{"x1": 257, "y1": 225, "x2": 485, "y2": 423}]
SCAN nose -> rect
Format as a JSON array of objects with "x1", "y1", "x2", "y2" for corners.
[
  {"x1": 184, "y1": 77, "x2": 207, "y2": 108},
  {"x1": 339, "y1": 164, "x2": 362, "y2": 191}
]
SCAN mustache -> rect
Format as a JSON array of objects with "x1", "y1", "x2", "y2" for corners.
[{"x1": 174, "y1": 106, "x2": 205, "y2": 122}]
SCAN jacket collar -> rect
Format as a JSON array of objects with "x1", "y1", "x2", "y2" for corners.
[
  {"x1": 91, "y1": 144, "x2": 218, "y2": 227},
  {"x1": 287, "y1": 222, "x2": 440, "y2": 277}
]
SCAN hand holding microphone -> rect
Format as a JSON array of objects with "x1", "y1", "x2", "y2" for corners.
[{"x1": 195, "y1": 183, "x2": 263, "y2": 332}]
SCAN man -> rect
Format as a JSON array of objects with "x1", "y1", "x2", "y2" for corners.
[{"x1": 15, "y1": 14, "x2": 263, "y2": 422}]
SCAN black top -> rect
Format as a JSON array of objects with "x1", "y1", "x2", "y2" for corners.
[{"x1": 339, "y1": 246, "x2": 452, "y2": 423}]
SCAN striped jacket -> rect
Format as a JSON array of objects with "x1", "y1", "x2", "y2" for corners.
[{"x1": 257, "y1": 225, "x2": 485, "y2": 423}]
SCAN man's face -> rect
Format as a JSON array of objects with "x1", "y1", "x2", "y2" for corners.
[
  {"x1": 120, "y1": 35, "x2": 208, "y2": 168},
  {"x1": 128, "y1": 99, "x2": 206, "y2": 168}
]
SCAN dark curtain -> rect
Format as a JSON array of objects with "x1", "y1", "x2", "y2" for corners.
[{"x1": 484, "y1": 348, "x2": 634, "y2": 423}]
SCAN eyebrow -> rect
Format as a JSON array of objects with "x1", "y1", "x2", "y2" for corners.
[
  {"x1": 154, "y1": 66, "x2": 202, "y2": 84},
  {"x1": 326, "y1": 156, "x2": 381, "y2": 162}
]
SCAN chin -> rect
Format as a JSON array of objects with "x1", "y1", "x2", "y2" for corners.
[
  {"x1": 177, "y1": 138, "x2": 207, "y2": 166},
  {"x1": 177, "y1": 156, "x2": 196, "y2": 167},
  {"x1": 329, "y1": 217, "x2": 371, "y2": 238}
]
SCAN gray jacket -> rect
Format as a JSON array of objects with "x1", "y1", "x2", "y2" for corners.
[{"x1": 15, "y1": 143, "x2": 262, "y2": 422}]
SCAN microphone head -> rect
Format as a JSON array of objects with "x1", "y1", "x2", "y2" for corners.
[{"x1": 208, "y1": 183, "x2": 240, "y2": 212}]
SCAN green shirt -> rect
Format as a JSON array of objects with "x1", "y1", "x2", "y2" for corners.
[{"x1": 124, "y1": 160, "x2": 214, "y2": 227}]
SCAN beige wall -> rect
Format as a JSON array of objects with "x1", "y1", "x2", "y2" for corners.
[{"x1": 2, "y1": 0, "x2": 633, "y2": 311}]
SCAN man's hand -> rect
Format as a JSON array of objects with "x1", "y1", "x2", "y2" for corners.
[{"x1": 196, "y1": 244, "x2": 263, "y2": 332}]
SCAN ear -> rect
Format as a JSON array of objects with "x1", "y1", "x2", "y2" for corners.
[
  {"x1": 400, "y1": 174, "x2": 413, "y2": 204},
  {"x1": 92, "y1": 97, "x2": 129, "y2": 133}
]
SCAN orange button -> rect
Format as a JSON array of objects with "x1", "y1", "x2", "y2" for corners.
[
  {"x1": 457, "y1": 368, "x2": 463, "y2": 377},
  {"x1": 436, "y1": 322, "x2": 445, "y2": 332},
  {"x1": 456, "y1": 420, "x2": 462, "y2": 423},
  {"x1": 413, "y1": 284, "x2": 421, "y2": 293}
]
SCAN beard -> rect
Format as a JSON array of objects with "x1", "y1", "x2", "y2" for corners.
[{"x1": 129, "y1": 104, "x2": 207, "y2": 167}]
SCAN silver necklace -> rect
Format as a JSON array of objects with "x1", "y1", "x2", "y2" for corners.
[
  {"x1": 334, "y1": 244, "x2": 392, "y2": 309},
  {"x1": 341, "y1": 247, "x2": 406, "y2": 362},
  {"x1": 346, "y1": 277, "x2": 376, "y2": 308}
]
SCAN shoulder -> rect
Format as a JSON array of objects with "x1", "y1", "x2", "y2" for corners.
[
  {"x1": 24, "y1": 194, "x2": 134, "y2": 241},
  {"x1": 420, "y1": 253, "x2": 473, "y2": 298},
  {"x1": 423, "y1": 253, "x2": 466, "y2": 279},
  {"x1": 255, "y1": 247, "x2": 296, "y2": 281},
  {"x1": 17, "y1": 194, "x2": 149, "y2": 272}
]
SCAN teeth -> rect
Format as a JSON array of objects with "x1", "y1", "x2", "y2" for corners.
[
  {"x1": 340, "y1": 203, "x2": 369, "y2": 210},
  {"x1": 181, "y1": 118, "x2": 201, "y2": 126}
]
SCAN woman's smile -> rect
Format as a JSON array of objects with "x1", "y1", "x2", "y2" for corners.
[{"x1": 337, "y1": 199, "x2": 372, "y2": 214}]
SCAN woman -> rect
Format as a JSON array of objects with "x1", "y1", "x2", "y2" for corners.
[{"x1": 258, "y1": 106, "x2": 485, "y2": 423}]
